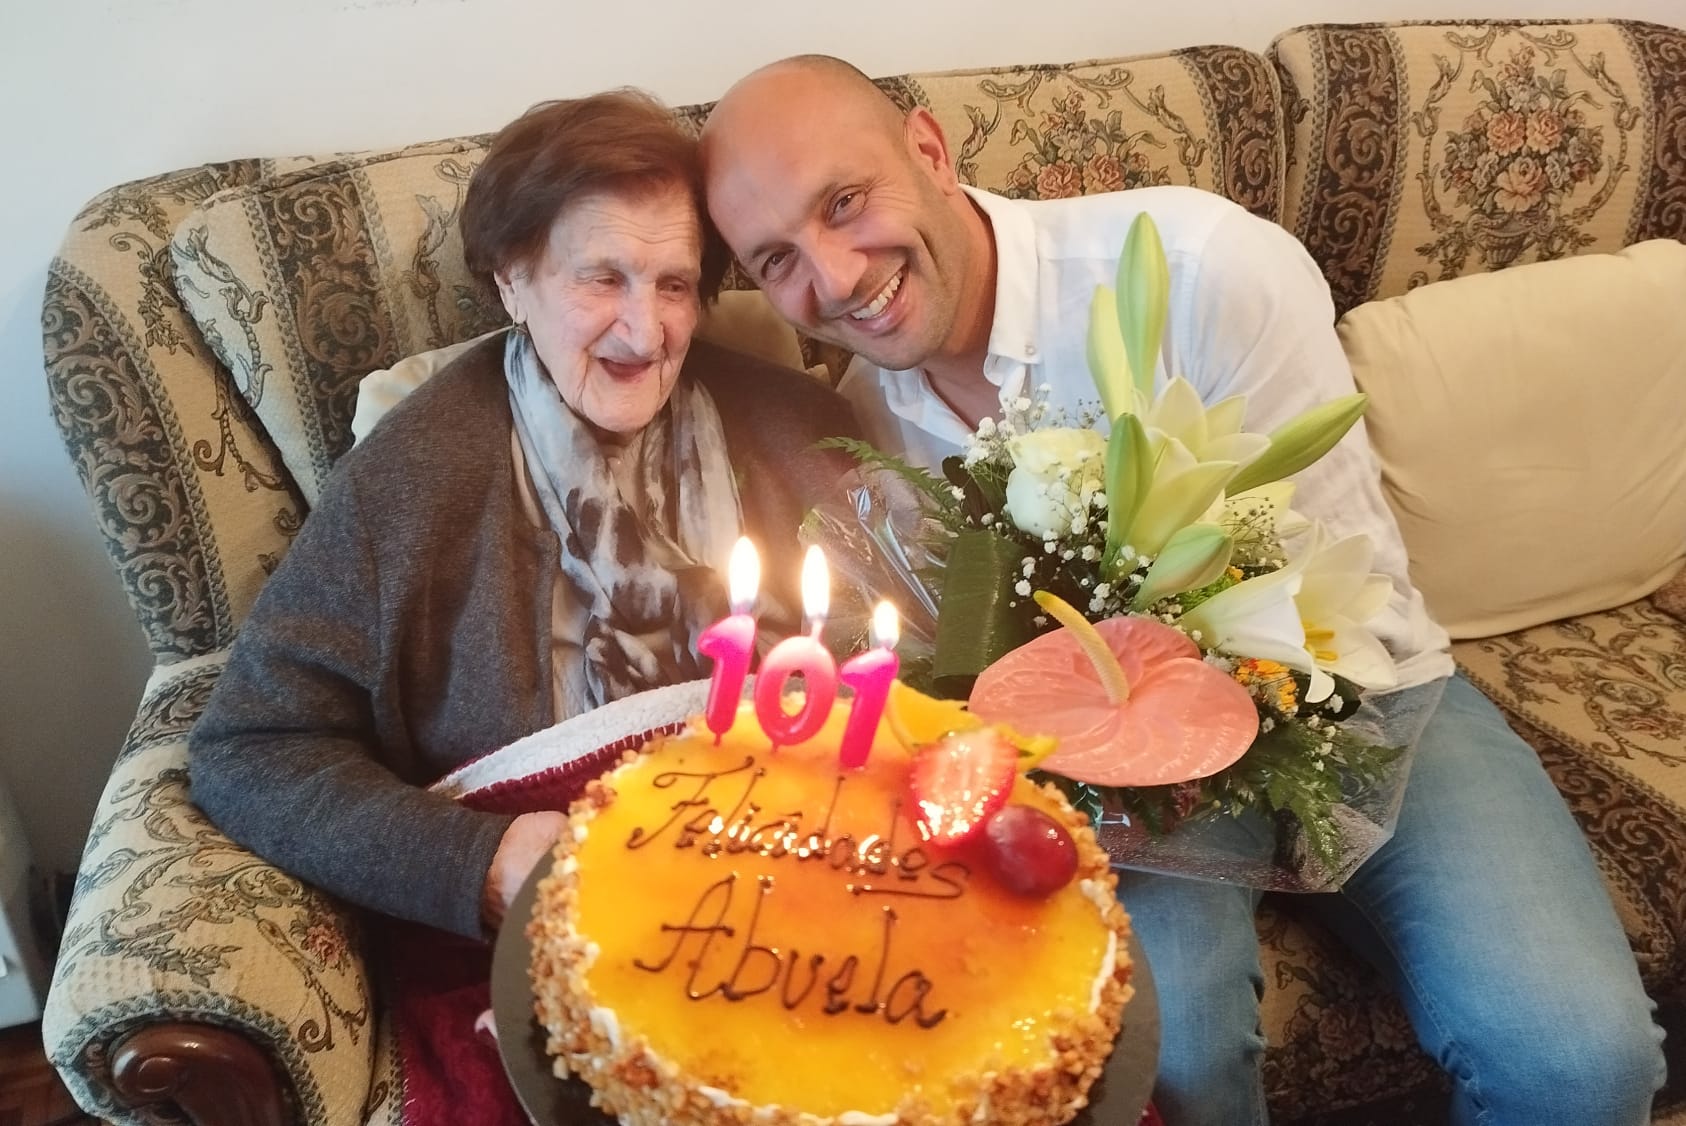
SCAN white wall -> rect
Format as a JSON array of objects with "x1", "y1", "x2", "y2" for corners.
[{"x1": 2, "y1": 0, "x2": 1681, "y2": 881}]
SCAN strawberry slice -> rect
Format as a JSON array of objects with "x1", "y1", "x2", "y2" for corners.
[{"x1": 908, "y1": 728, "x2": 1019, "y2": 846}]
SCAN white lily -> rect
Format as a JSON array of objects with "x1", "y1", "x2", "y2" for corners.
[
  {"x1": 1179, "y1": 535, "x2": 1316, "y2": 675},
  {"x1": 1294, "y1": 528, "x2": 1399, "y2": 703},
  {"x1": 1132, "y1": 377, "x2": 1272, "y2": 469},
  {"x1": 1124, "y1": 432, "x2": 1239, "y2": 557}
]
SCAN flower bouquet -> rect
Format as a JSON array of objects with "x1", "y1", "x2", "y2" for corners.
[{"x1": 809, "y1": 215, "x2": 1444, "y2": 892}]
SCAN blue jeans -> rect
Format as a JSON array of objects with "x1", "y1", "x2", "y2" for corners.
[{"x1": 1119, "y1": 674, "x2": 1666, "y2": 1126}]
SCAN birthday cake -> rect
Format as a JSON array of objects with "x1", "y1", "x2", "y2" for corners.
[{"x1": 527, "y1": 694, "x2": 1133, "y2": 1126}]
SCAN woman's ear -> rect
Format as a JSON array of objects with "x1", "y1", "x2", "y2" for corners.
[{"x1": 494, "y1": 268, "x2": 523, "y2": 326}]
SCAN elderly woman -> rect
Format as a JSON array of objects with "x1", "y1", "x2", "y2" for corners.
[{"x1": 188, "y1": 90, "x2": 859, "y2": 939}]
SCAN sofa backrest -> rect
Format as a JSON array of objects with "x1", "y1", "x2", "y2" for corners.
[
  {"x1": 44, "y1": 21, "x2": 1685, "y2": 659},
  {"x1": 886, "y1": 46, "x2": 1287, "y2": 221},
  {"x1": 1271, "y1": 19, "x2": 1686, "y2": 316}
]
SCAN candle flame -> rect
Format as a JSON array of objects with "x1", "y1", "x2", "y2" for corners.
[
  {"x1": 728, "y1": 536, "x2": 760, "y2": 613},
  {"x1": 871, "y1": 601, "x2": 900, "y2": 650},
  {"x1": 801, "y1": 546, "x2": 830, "y2": 627}
]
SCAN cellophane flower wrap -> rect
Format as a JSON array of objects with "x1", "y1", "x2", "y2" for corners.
[{"x1": 808, "y1": 214, "x2": 1444, "y2": 892}]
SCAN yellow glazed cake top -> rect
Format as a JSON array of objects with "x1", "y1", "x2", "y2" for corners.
[{"x1": 565, "y1": 702, "x2": 1120, "y2": 1119}]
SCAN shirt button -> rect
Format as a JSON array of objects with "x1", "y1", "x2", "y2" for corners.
[{"x1": 1025, "y1": 344, "x2": 1037, "y2": 357}]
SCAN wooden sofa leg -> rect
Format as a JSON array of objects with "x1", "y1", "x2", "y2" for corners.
[{"x1": 110, "y1": 1022, "x2": 288, "y2": 1126}]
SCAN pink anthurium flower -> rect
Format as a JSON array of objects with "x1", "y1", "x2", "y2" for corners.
[{"x1": 969, "y1": 593, "x2": 1259, "y2": 787}]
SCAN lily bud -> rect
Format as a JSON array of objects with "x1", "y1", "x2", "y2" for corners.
[
  {"x1": 1103, "y1": 412, "x2": 1154, "y2": 566},
  {"x1": 1131, "y1": 523, "x2": 1235, "y2": 610},
  {"x1": 1226, "y1": 393, "x2": 1369, "y2": 495},
  {"x1": 1117, "y1": 213, "x2": 1169, "y2": 402},
  {"x1": 1086, "y1": 285, "x2": 1132, "y2": 422}
]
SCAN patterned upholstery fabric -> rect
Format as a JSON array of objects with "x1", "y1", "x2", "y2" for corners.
[
  {"x1": 1273, "y1": 19, "x2": 1686, "y2": 315},
  {"x1": 38, "y1": 24, "x2": 1686, "y2": 1126},
  {"x1": 859, "y1": 47, "x2": 1286, "y2": 222},
  {"x1": 169, "y1": 140, "x2": 505, "y2": 506},
  {"x1": 1257, "y1": 899, "x2": 1446, "y2": 1121},
  {"x1": 44, "y1": 159, "x2": 316, "y2": 660},
  {"x1": 1657, "y1": 569, "x2": 1686, "y2": 624},
  {"x1": 40, "y1": 655, "x2": 373, "y2": 1125}
]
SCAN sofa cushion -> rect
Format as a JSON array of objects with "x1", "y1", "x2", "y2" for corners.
[
  {"x1": 350, "y1": 330, "x2": 505, "y2": 446},
  {"x1": 1271, "y1": 19, "x2": 1686, "y2": 316},
  {"x1": 169, "y1": 140, "x2": 504, "y2": 505},
  {"x1": 1256, "y1": 900, "x2": 1444, "y2": 1120},
  {"x1": 1336, "y1": 239, "x2": 1686, "y2": 639}
]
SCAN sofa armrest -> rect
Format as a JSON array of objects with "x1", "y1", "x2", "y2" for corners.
[
  {"x1": 43, "y1": 654, "x2": 376, "y2": 1126},
  {"x1": 111, "y1": 1022, "x2": 288, "y2": 1126}
]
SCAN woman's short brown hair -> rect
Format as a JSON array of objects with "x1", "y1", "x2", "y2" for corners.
[{"x1": 462, "y1": 89, "x2": 727, "y2": 305}]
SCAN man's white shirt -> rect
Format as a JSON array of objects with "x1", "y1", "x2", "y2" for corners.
[{"x1": 837, "y1": 184, "x2": 1453, "y2": 686}]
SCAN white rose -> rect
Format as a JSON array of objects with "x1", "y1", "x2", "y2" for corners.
[{"x1": 1003, "y1": 428, "x2": 1106, "y2": 539}]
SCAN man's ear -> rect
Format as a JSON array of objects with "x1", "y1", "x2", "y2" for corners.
[{"x1": 904, "y1": 107, "x2": 961, "y2": 194}]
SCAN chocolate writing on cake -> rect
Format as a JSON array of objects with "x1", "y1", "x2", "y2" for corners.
[
  {"x1": 624, "y1": 755, "x2": 971, "y2": 899},
  {"x1": 633, "y1": 873, "x2": 947, "y2": 1028},
  {"x1": 624, "y1": 755, "x2": 958, "y2": 1028}
]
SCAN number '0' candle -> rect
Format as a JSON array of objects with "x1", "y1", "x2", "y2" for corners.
[
  {"x1": 697, "y1": 537, "x2": 760, "y2": 740},
  {"x1": 838, "y1": 601, "x2": 900, "y2": 769},
  {"x1": 752, "y1": 547, "x2": 838, "y2": 748}
]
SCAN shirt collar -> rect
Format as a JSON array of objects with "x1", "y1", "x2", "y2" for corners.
[
  {"x1": 867, "y1": 187, "x2": 1042, "y2": 433},
  {"x1": 962, "y1": 185, "x2": 1041, "y2": 370}
]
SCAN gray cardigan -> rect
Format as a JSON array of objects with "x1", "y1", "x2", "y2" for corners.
[{"x1": 189, "y1": 336, "x2": 861, "y2": 938}]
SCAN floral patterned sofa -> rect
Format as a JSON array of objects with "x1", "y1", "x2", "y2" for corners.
[{"x1": 41, "y1": 18, "x2": 1686, "y2": 1126}]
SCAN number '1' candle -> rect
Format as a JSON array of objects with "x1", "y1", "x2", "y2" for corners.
[
  {"x1": 696, "y1": 537, "x2": 760, "y2": 740},
  {"x1": 838, "y1": 601, "x2": 901, "y2": 769}
]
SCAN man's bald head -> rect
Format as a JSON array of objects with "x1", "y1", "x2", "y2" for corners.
[
  {"x1": 701, "y1": 55, "x2": 905, "y2": 164},
  {"x1": 700, "y1": 54, "x2": 995, "y2": 378}
]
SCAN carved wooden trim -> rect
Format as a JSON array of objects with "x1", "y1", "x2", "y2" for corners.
[{"x1": 110, "y1": 1022, "x2": 288, "y2": 1126}]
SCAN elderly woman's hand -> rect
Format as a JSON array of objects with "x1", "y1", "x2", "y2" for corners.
[{"x1": 482, "y1": 810, "x2": 569, "y2": 932}]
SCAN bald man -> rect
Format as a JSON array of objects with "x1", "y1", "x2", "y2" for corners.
[{"x1": 702, "y1": 56, "x2": 1664, "y2": 1126}]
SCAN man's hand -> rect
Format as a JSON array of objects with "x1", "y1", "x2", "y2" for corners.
[{"x1": 482, "y1": 811, "x2": 568, "y2": 931}]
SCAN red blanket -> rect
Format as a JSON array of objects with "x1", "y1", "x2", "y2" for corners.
[{"x1": 392, "y1": 737, "x2": 642, "y2": 1126}]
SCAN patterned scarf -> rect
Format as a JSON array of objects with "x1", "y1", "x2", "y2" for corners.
[{"x1": 504, "y1": 330, "x2": 742, "y2": 715}]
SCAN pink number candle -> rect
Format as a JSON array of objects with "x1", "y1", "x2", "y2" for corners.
[
  {"x1": 838, "y1": 601, "x2": 901, "y2": 769},
  {"x1": 697, "y1": 537, "x2": 760, "y2": 740},
  {"x1": 753, "y1": 546, "x2": 837, "y2": 749}
]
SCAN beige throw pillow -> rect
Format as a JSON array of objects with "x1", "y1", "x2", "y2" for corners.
[
  {"x1": 349, "y1": 291, "x2": 813, "y2": 444},
  {"x1": 350, "y1": 329, "x2": 505, "y2": 444},
  {"x1": 1337, "y1": 239, "x2": 1686, "y2": 639}
]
